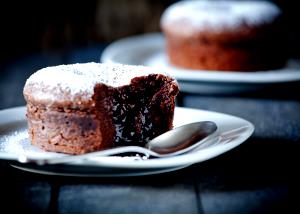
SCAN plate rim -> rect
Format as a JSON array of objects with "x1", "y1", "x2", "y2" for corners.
[
  {"x1": 10, "y1": 163, "x2": 191, "y2": 177},
  {"x1": 0, "y1": 106, "x2": 254, "y2": 170},
  {"x1": 100, "y1": 32, "x2": 300, "y2": 84}
]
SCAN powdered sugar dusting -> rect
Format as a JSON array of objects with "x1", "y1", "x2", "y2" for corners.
[
  {"x1": 0, "y1": 128, "x2": 28, "y2": 155},
  {"x1": 161, "y1": 0, "x2": 281, "y2": 35},
  {"x1": 0, "y1": 128, "x2": 65, "y2": 159},
  {"x1": 24, "y1": 63, "x2": 168, "y2": 103}
]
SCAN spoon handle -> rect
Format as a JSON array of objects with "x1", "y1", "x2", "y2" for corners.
[{"x1": 18, "y1": 146, "x2": 158, "y2": 165}]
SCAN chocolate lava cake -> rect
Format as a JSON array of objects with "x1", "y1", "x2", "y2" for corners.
[
  {"x1": 23, "y1": 63, "x2": 179, "y2": 154},
  {"x1": 161, "y1": 0, "x2": 286, "y2": 71}
]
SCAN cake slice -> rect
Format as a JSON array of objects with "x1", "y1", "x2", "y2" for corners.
[{"x1": 23, "y1": 63, "x2": 179, "y2": 154}]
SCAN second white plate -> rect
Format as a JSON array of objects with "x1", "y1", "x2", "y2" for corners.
[{"x1": 101, "y1": 33, "x2": 300, "y2": 94}]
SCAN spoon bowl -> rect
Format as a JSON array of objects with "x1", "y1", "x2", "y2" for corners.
[
  {"x1": 146, "y1": 121, "x2": 217, "y2": 155},
  {"x1": 18, "y1": 121, "x2": 217, "y2": 165}
]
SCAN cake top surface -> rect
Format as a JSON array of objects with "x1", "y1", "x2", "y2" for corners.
[
  {"x1": 24, "y1": 63, "x2": 171, "y2": 105},
  {"x1": 161, "y1": 0, "x2": 281, "y2": 34}
]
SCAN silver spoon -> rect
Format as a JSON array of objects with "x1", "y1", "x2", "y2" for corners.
[{"x1": 18, "y1": 121, "x2": 217, "y2": 165}]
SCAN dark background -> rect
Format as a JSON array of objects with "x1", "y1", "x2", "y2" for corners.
[
  {"x1": 0, "y1": 0, "x2": 299, "y2": 66},
  {"x1": 0, "y1": 0, "x2": 174, "y2": 64}
]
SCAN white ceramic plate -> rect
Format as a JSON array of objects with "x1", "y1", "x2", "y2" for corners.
[
  {"x1": 10, "y1": 163, "x2": 190, "y2": 177},
  {"x1": 101, "y1": 33, "x2": 300, "y2": 94},
  {"x1": 0, "y1": 106, "x2": 254, "y2": 176}
]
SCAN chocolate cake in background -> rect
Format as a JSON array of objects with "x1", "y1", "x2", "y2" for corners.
[
  {"x1": 160, "y1": 0, "x2": 287, "y2": 71},
  {"x1": 23, "y1": 63, "x2": 179, "y2": 155}
]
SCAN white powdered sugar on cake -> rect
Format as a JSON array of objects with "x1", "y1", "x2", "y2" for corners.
[
  {"x1": 24, "y1": 63, "x2": 168, "y2": 103},
  {"x1": 161, "y1": 0, "x2": 281, "y2": 35}
]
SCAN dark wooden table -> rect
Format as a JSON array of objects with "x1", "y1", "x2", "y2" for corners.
[{"x1": 1, "y1": 46, "x2": 299, "y2": 213}]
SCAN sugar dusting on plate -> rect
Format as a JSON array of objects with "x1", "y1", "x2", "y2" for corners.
[{"x1": 0, "y1": 128, "x2": 65, "y2": 159}]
